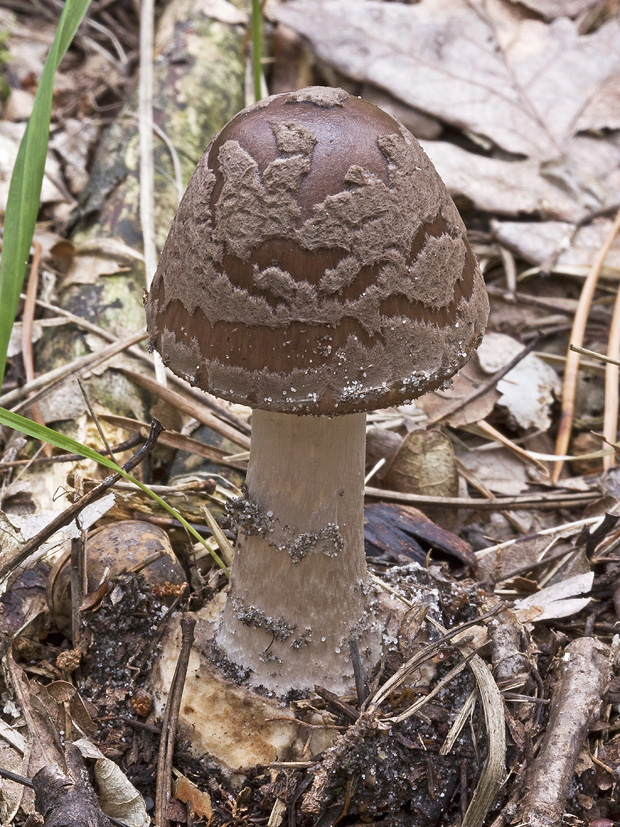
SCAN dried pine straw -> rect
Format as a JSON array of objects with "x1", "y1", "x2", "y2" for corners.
[{"x1": 553, "y1": 207, "x2": 620, "y2": 483}]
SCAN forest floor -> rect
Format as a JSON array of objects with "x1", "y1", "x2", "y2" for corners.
[{"x1": 1, "y1": 0, "x2": 620, "y2": 825}]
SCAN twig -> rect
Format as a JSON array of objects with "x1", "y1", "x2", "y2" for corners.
[
  {"x1": 70, "y1": 473, "x2": 86, "y2": 647},
  {"x1": 475, "y1": 514, "x2": 605, "y2": 560},
  {"x1": 119, "y1": 367, "x2": 251, "y2": 450},
  {"x1": 0, "y1": 330, "x2": 147, "y2": 410},
  {"x1": 77, "y1": 377, "x2": 116, "y2": 461},
  {"x1": 569, "y1": 343, "x2": 620, "y2": 367},
  {"x1": 553, "y1": 207, "x2": 620, "y2": 483},
  {"x1": 519, "y1": 637, "x2": 610, "y2": 827},
  {"x1": 364, "y1": 486, "x2": 596, "y2": 510},
  {"x1": 427, "y1": 335, "x2": 542, "y2": 426},
  {"x1": 0, "y1": 420, "x2": 163, "y2": 581},
  {"x1": 139, "y1": 0, "x2": 166, "y2": 386},
  {"x1": 0, "y1": 433, "x2": 142, "y2": 468},
  {"x1": 155, "y1": 616, "x2": 196, "y2": 827},
  {"x1": 20, "y1": 241, "x2": 51, "y2": 456},
  {"x1": 251, "y1": 0, "x2": 262, "y2": 102},
  {"x1": 605, "y1": 296, "x2": 620, "y2": 469},
  {"x1": 0, "y1": 764, "x2": 132, "y2": 827}
]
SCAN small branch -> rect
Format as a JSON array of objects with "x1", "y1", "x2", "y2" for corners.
[
  {"x1": 0, "y1": 433, "x2": 142, "y2": 469},
  {"x1": 155, "y1": 616, "x2": 196, "y2": 827},
  {"x1": 519, "y1": 637, "x2": 610, "y2": 827},
  {"x1": 70, "y1": 473, "x2": 86, "y2": 647},
  {"x1": 364, "y1": 486, "x2": 596, "y2": 510}
]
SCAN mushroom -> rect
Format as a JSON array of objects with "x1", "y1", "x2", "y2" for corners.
[{"x1": 146, "y1": 86, "x2": 488, "y2": 695}]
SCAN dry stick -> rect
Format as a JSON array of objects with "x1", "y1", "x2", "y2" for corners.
[
  {"x1": 519, "y1": 637, "x2": 610, "y2": 827},
  {"x1": 0, "y1": 433, "x2": 142, "y2": 468},
  {"x1": 426, "y1": 335, "x2": 542, "y2": 426},
  {"x1": 28, "y1": 296, "x2": 251, "y2": 434},
  {"x1": 20, "y1": 241, "x2": 52, "y2": 456},
  {"x1": 604, "y1": 262, "x2": 620, "y2": 469},
  {"x1": 570, "y1": 343, "x2": 620, "y2": 367},
  {"x1": 120, "y1": 367, "x2": 251, "y2": 450},
  {"x1": 553, "y1": 207, "x2": 620, "y2": 483},
  {"x1": 155, "y1": 616, "x2": 196, "y2": 827},
  {"x1": 139, "y1": 0, "x2": 166, "y2": 387},
  {"x1": 364, "y1": 486, "x2": 595, "y2": 510},
  {"x1": 0, "y1": 330, "x2": 147, "y2": 410},
  {"x1": 0, "y1": 767, "x2": 131, "y2": 827},
  {"x1": 77, "y1": 377, "x2": 116, "y2": 461},
  {"x1": 70, "y1": 472, "x2": 86, "y2": 647},
  {"x1": 473, "y1": 419, "x2": 548, "y2": 473},
  {"x1": 0, "y1": 420, "x2": 163, "y2": 581}
]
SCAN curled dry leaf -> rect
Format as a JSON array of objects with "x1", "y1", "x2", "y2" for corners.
[
  {"x1": 513, "y1": 571, "x2": 594, "y2": 622},
  {"x1": 94, "y1": 758, "x2": 149, "y2": 827},
  {"x1": 382, "y1": 429, "x2": 458, "y2": 498},
  {"x1": 477, "y1": 332, "x2": 560, "y2": 431},
  {"x1": 493, "y1": 217, "x2": 620, "y2": 272},
  {"x1": 416, "y1": 356, "x2": 501, "y2": 428}
]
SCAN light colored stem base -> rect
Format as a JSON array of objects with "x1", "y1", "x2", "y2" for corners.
[{"x1": 217, "y1": 409, "x2": 379, "y2": 694}]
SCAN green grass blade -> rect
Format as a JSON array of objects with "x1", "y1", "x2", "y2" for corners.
[
  {"x1": 0, "y1": 407, "x2": 227, "y2": 570},
  {"x1": 0, "y1": 0, "x2": 92, "y2": 390}
]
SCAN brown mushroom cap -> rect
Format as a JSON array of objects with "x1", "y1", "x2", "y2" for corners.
[{"x1": 146, "y1": 86, "x2": 488, "y2": 415}]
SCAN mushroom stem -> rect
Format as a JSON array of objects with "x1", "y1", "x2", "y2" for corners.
[{"x1": 217, "y1": 409, "x2": 377, "y2": 695}]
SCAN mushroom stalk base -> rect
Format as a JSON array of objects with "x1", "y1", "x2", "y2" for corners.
[{"x1": 216, "y1": 409, "x2": 379, "y2": 695}]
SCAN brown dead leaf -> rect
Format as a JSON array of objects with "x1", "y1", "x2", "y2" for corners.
[
  {"x1": 420, "y1": 141, "x2": 594, "y2": 222},
  {"x1": 477, "y1": 332, "x2": 560, "y2": 431},
  {"x1": 416, "y1": 356, "x2": 500, "y2": 428},
  {"x1": 456, "y1": 445, "x2": 530, "y2": 496},
  {"x1": 271, "y1": 0, "x2": 620, "y2": 218},
  {"x1": 272, "y1": 0, "x2": 620, "y2": 156},
  {"x1": 493, "y1": 217, "x2": 620, "y2": 272},
  {"x1": 174, "y1": 774, "x2": 214, "y2": 821},
  {"x1": 383, "y1": 429, "x2": 458, "y2": 498},
  {"x1": 50, "y1": 118, "x2": 99, "y2": 195}
]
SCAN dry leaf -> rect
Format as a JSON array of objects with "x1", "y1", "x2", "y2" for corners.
[
  {"x1": 513, "y1": 571, "x2": 594, "y2": 622},
  {"x1": 0, "y1": 122, "x2": 66, "y2": 211},
  {"x1": 477, "y1": 332, "x2": 560, "y2": 430},
  {"x1": 174, "y1": 773, "x2": 214, "y2": 821},
  {"x1": 416, "y1": 356, "x2": 500, "y2": 428},
  {"x1": 272, "y1": 0, "x2": 620, "y2": 218},
  {"x1": 95, "y1": 758, "x2": 150, "y2": 827},
  {"x1": 420, "y1": 141, "x2": 591, "y2": 222},
  {"x1": 456, "y1": 445, "x2": 529, "y2": 496},
  {"x1": 272, "y1": 0, "x2": 620, "y2": 155},
  {"x1": 493, "y1": 217, "x2": 620, "y2": 271}
]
